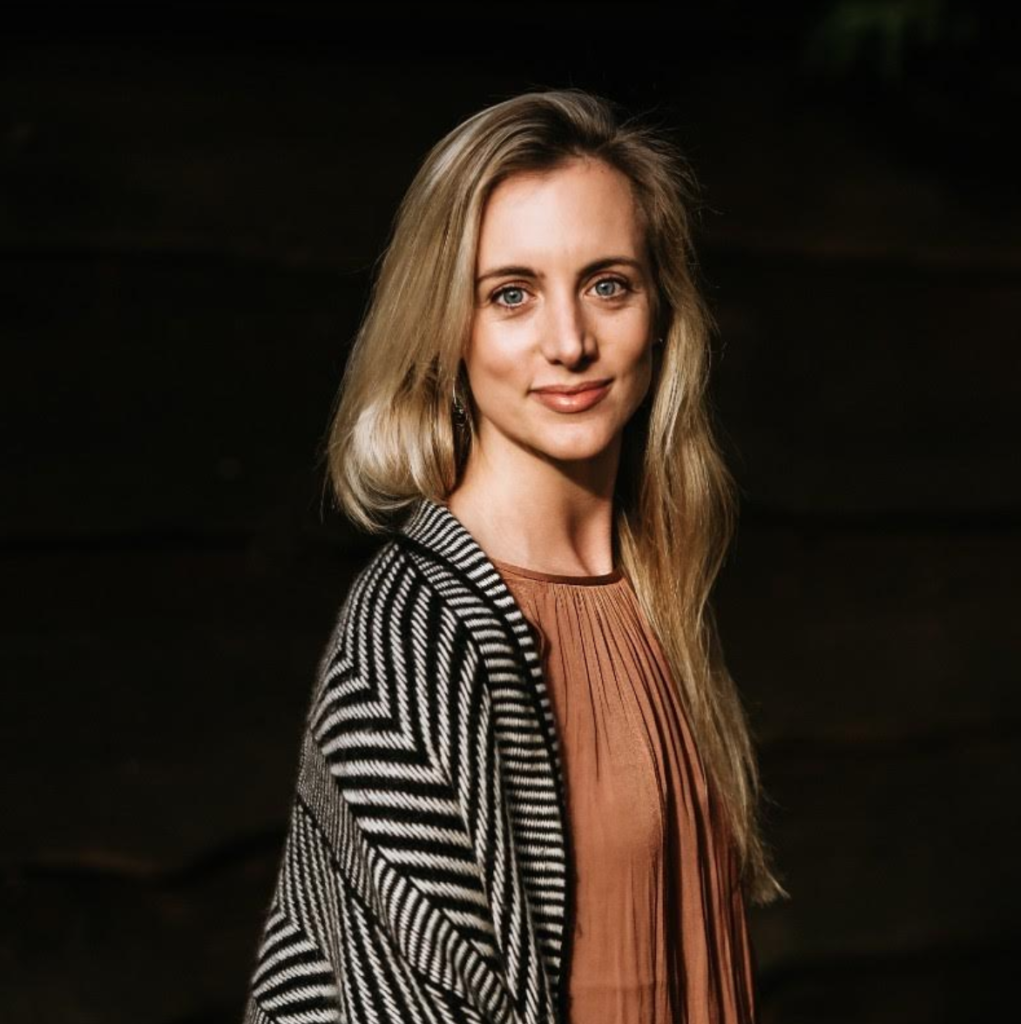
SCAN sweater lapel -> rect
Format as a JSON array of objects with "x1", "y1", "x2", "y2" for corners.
[{"x1": 397, "y1": 495, "x2": 572, "y2": 1020}]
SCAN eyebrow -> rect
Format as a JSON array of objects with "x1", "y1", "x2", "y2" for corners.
[{"x1": 475, "y1": 255, "x2": 644, "y2": 287}]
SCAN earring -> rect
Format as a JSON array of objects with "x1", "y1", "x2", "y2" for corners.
[
  {"x1": 452, "y1": 381, "x2": 467, "y2": 423},
  {"x1": 654, "y1": 336, "x2": 664, "y2": 346}
]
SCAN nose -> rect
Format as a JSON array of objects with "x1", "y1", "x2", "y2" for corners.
[{"x1": 539, "y1": 285, "x2": 595, "y2": 367}]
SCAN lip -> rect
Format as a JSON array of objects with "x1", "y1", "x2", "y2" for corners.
[
  {"x1": 532, "y1": 378, "x2": 612, "y2": 395},
  {"x1": 531, "y1": 380, "x2": 612, "y2": 413}
]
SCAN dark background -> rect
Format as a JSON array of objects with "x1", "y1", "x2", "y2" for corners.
[{"x1": 2, "y1": 2, "x2": 1019, "y2": 1021}]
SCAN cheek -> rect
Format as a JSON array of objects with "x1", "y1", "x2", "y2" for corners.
[
  {"x1": 621, "y1": 333, "x2": 653, "y2": 377},
  {"x1": 466, "y1": 325, "x2": 523, "y2": 392},
  {"x1": 623, "y1": 344, "x2": 655, "y2": 405}
]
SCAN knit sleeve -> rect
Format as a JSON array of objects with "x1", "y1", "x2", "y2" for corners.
[
  {"x1": 240, "y1": 782, "x2": 488, "y2": 1024},
  {"x1": 239, "y1": 557, "x2": 525, "y2": 1024}
]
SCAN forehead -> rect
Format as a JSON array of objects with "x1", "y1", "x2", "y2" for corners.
[{"x1": 477, "y1": 158, "x2": 644, "y2": 260}]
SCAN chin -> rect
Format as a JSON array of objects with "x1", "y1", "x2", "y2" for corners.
[{"x1": 533, "y1": 431, "x2": 618, "y2": 463}]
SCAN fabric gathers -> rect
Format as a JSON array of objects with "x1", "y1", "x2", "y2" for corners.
[{"x1": 490, "y1": 556, "x2": 758, "y2": 1024}]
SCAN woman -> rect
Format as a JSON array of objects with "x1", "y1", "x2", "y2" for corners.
[{"x1": 242, "y1": 88, "x2": 788, "y2": 1024}]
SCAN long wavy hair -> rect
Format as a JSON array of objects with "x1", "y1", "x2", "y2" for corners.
[{"x1": 321, "y1": 87, "x2": 789, "y2": 907}]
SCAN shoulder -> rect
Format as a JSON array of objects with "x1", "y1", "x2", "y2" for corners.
[
  {"x1": 333, "y1": 535, "x2": 469, "y2": 646},
  {"x1": 310, "y1": 537, "x2": 487, "y2": 714},
  {"x1": 303, "y1": 538, "x2": 500, "y2": 788},
  {"x1": 334, "y1": 529, "x2": 523, "y2": 649}
]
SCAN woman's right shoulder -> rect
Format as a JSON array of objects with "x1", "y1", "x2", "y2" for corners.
[
  {"x1": 307, "y1": 535, "x2": 484, "y2": 724},
  {"x1": 323, "y1": 535, "x2": 469, "y2": 662}
]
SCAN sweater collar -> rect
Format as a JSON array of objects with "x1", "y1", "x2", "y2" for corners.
[
  {"x1": 398, "y1": 495, "x2": 513, "y2": 587},
  {"x1": 396, "y1": 494, "x2": 573, "y2": 1018}
]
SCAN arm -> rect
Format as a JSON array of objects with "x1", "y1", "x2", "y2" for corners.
[{"x1": 240, "y1": 559, "x2": 520, "y2": 1024}]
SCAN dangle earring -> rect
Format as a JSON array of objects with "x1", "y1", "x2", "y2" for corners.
[{"x1": 451, "y1": 379, "x2": 468, "y2": 425}]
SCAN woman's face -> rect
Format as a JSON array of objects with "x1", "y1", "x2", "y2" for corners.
[{"x1": 465, "y1": 157, "x2": 656, "y2": 475}]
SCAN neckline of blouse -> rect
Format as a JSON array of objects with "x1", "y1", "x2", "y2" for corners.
[{"x1": 489, "y1": 555, "x2": 624, "y2": 587}]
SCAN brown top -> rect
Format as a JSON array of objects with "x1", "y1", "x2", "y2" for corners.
[{"x1": 490, "y1": 556, "x2": 757, "y2": 1024}]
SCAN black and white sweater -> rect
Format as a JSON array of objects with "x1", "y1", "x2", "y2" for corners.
[{"x1": 242, "y1": 496, "x2": 575, "y2": 1024}]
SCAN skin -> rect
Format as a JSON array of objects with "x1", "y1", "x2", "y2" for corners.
[{"x1": 445, "y1": 156, "x2": 659, "y2": 576}]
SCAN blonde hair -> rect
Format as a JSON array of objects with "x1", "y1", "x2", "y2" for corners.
[{"x1": 321, "y1": 87, "x2": 789, "y2": 907}]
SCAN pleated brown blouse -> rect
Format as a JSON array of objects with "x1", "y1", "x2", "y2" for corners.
[{"x1": 490, "y1": 556, "x2": 758, "y2": 1024}]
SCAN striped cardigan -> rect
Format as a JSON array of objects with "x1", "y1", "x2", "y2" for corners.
[{"x1": 242, "y1": 496, "x2": 574, "y2": 1024}]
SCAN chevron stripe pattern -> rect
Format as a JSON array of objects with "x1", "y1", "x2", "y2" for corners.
[{"x1": 242, "y1": 497, "x2": 572, "y2": 1024}]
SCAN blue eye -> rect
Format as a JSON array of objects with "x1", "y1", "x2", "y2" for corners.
[
  {"x1": 493, "y1": 285, "x2": 527, "y2": 308},
  {"x1": 594, "y1": 276, "x2": 629, "y2": 298}
]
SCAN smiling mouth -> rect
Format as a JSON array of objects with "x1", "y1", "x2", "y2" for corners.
[{"x1": 531, "y1": 381, "x2": 612, "y2": 412}]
